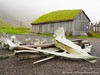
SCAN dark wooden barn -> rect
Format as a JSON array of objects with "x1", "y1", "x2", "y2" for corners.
[{"x1": 31, "y1": 9, "x2": 91, "y2": 36}]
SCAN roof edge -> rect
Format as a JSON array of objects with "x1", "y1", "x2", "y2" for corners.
[
  {"x1": 82, "y1": 11, "x2": 91, "y2": 22},
  {"x1": 31, "y1": 19, "x2": 73, "y2": 25},
  {"x1": 73, "y1": 10, "x2": 91, "y2": 22}
]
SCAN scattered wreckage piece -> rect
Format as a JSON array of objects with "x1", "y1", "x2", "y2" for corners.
[
  {"x1": 15, "y1": 46, "x2": 96, "y2": 63},
  {"x1": 33, "y1": 55, "x2": 55, "y2": 64},
  {"x1": 1, "y1": 34, "x2": 55, "y2": 50},
  {"x1": 21, "y1": 43, "x2": 55, "y2": 49},
  {"x1": 10, "y1": 35, "x2": 22, "y2": 45},
  {"x1": 14, "y1": 43, "x2": 96, "y2": 63},
  {"x1": 71, "y1": 39, "x2": 92, "y2": 53},
  {"x1": 15, "y1": 48, "x2": 59, "y2": 60},
  {"x1": 0, "y1": 28, "x2": 97, "y2": 63},
  {"x1": 1, "y1": 35, "x2": 91, "y2": 52},
  {"x1": 53, "y1": 27, "x2": 97, "y2": 63}
]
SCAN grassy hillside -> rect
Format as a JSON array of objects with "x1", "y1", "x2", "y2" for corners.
[
  {"x1": 0, "y1": 19, "x2": 13, "y2": 28},
  {"x1": 0, "y1": 19, "x2": 31, "y2": 34},
  {"x1": 32, "y1": 9, "x2": 82, "y2": 24}
]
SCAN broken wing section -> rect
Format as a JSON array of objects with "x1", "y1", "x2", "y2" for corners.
[{"x1": 53, "y1": 27, "x2": 97, "y2": 63}]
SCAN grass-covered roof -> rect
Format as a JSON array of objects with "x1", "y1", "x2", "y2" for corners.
[{"x1": 32, "y1": 9, "x2": 83, "y2": 25}]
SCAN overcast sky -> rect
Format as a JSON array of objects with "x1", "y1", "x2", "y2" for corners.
[{"x1": 0, "y1": 0, "x2": 100, "y2": 23}]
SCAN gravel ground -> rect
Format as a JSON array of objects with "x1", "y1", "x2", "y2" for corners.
[{"x1": 0, "y1": 34, "x2": 100, "y2": 75}]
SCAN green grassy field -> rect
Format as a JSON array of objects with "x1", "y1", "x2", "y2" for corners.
[
  {"x1": 0, "y1": 19, "x2": 13, "y2": 28},
  {"x1": 0, "y1": 19, "x2": 31, "y2": 34},
  {"x1": 0, "y1": 28, "x2": 31, "y2": 34},
  {"x1": 88, "y1": 32, "x2": 100, "y2": 38}
]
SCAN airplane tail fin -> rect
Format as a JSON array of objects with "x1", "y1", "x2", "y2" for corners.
[
  {"x1": 53, "y1": 27, "x2": 97, "y2": 63},
  {"x1": 53, "y1": 27, "x2": 65, "y2": 38}
]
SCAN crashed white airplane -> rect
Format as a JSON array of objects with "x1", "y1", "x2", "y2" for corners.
[
  {"x1": 53, "y1": 27, "x2": 97, "y2": 63},
  {"x1": 0, "y1": 27, "x2": 97, "y2": 63}
]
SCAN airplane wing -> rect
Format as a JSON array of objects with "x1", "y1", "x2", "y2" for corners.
[
  {"x1": 53, "y1": 27, "x2": 97, "y2": 63},
  {"x1": 14, "y1": 47, "x2": 96, "y2": 63}
]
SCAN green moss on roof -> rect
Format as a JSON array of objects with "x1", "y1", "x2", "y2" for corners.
[{"x1": 32, "y1": 9, "x2": 82, "y2": 25}]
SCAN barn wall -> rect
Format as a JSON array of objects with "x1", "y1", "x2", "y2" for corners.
[
  {"x1": 32, "y1": 25, "x2": 40, "y2": 33},
  {"x1": 72, "y1": 12, "x2": 90, "y2": 35},
  {"x1": 32, "y1": 21, "x2": 73, "y2": 35}
]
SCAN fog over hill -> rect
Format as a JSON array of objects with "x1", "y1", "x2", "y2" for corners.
[
  {"x1": 0, "y1": 9, "x2": 32, "y2": 28},
  {"x1": 0, "y1": 0, "x2": 100, "y2": 28}
]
